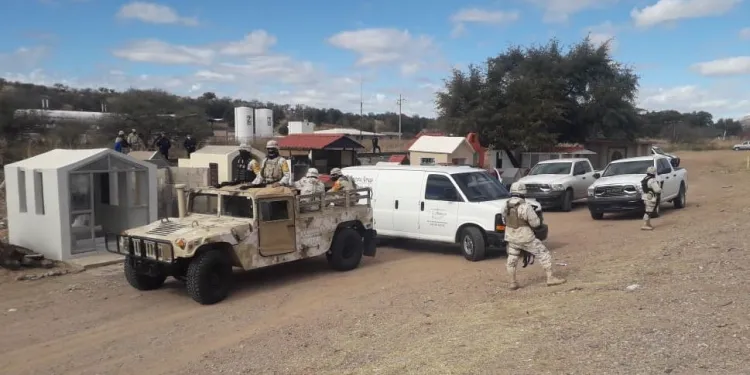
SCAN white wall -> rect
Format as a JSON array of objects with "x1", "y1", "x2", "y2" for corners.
[
  {"x1": 5, "y1": 166, "x2": 66, "y2": 261},
  {"x1": 288, "y1": 121, "x2": 315, "y2": 134},
  {"x1": 180, "y1": 152, "x2": 234, "y2": 183}
]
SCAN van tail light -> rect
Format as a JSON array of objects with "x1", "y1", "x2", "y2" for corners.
[{"x1": 495, "y1": 214, "x2": 505, "y2": 232}]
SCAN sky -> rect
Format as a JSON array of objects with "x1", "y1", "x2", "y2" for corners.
[{"x1": 1, "y1": 0, "x2": 749, "y2": 120}]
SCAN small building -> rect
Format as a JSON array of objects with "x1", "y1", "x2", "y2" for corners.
[
  {"x1": 288, "y1": 120, "x2": 315, "y2": 134},
  {"x1": 490, "y1": 145, "x2": 597, "y2": 170},
  {"x1": 277, "y1": 134, "x2": 365, "y2": 180},
  {"x1": 127, "y1": 151, "x2": 170, "y2": 168},
  {"x1": 3, "y1": 148, "x2": 158, "y2": 261},
  {"x1": 583, "y1": 138, "x2": 654, "y2": 169},
  {"x1": 178, "y1": 145, "x2": 264, "y2": 185},
  {"x1": 408, "y1": 136, "x2": 476, "y2": 166},
  {"x1": 313, "y1": 127, "x2": 385, "y2": 141}
]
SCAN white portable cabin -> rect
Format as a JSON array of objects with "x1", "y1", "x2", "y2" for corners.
[
  {"x1": 178, "y1": 145, "x2": 264, "y2": 184},
  {"x1": 3, "y1": 148, "x2": 158, "y2": 261}
]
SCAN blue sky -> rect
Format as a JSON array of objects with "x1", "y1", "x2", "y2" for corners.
[{"x1": 1, "y1": 0, "x2": 749, "y2": 119}]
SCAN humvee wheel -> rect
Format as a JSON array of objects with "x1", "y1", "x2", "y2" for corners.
[
  {"x1": 327, "y1": 228, "x2": 364, "y2": 271},
  {"x1": 186, "y1": 250, "x2": 233, "y2": 305},
  {"x1": 124, "y1": 256, "x2": 167, "y2": 291}
]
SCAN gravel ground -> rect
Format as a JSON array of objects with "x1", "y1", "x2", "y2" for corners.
[{"x1": 0, "y1": 150, "x2": 749, "y2": 375}]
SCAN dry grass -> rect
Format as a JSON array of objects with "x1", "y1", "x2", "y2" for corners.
[{"x1": 662, "y1": 139, "x2": 740, "y2": 152}]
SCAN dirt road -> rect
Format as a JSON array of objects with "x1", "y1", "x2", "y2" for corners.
[{"x1": 1, "y1": 151, "x2": 749, "y2": 375}]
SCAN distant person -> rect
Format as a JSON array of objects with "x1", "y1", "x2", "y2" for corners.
[
  {"x1": 126, "y1": 129, "x2": 141, "y2": 151},
  {"x1": 183, "y1": 135, "x2": 197, "y2": 157},
  {"x1": 502, "y1": 182, "x2": 566, "y2": 290},
  {"x1": 252, "y1": 140, "x2": 290, "y2": 186},
  {"x1": 294, "y1": 168, "x2": 326, "y2": 212},
  {"x1": 372, "y1": 136, "x2": 381, "y2": 153},
  {"x1": 114, "y1": 131, "x2": 126, "y2": 153},
  {"x1": 328, "y1": 167, "x2": 359, "y2": 206},
  {"x1": 153, "y1": 132, "x2": 171, "y2": 159},
  {"x1": 640, "y1": 167, "x2": 662, "y2": 230}
]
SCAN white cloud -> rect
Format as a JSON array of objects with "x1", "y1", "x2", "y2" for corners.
[
  {"x1": 217, "y1": 30, "x2": 277, "y2": 56},
  {"x1": 116, "y1": 1, "x2": 198, "y2": 26},
  {"x1": 525, "y1": 0, "x2": 617, "y2": 23},
  {"x1": 194, "y1": 70, "x2": 235, "y2": 82},
  {"x1": 631, "y1": 0, "x2": 741, "y2": 28},
  {"x1": 740, "y1": 27, "x2": 750, "y2": 40},
  {"x1": 327, "y1": 28, "x2": 436, "y2": 75},
  {"x1": 218, "y1": 55, "x2": 318, "y2": 85},
  {"x1": 584, "y1": 22, "x2": 618, "y2": 51},
  {"x1": 637, "y1": 85, "x2": 750, "y2": 119},
  {"x1": 0, "y1": 46, "x2": 48, "y2": 72},
  {"x1": 449, "y1": 8, "x2": 520, "y2": 38},
  {"x1": 691, "y1": 57, "x2": 750, "y2": 76},
  {"x1": 112, "y1": 39, "x2": 214, "y2": 65}
]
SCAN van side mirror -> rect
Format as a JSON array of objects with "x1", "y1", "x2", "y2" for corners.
[{"x1": 592, "y1": 172, "x2": 601, "y2": 179}]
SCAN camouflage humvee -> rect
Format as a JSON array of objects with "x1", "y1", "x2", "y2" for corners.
[{"x1": 106, "y1": 184, "x2": 377, "y2": 305}]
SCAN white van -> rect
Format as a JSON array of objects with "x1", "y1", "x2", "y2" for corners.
[{"x1": 341, "y1": 165, "x2": 547, "y2": 261}]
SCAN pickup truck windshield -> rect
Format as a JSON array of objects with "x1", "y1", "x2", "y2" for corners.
[
  {"x1": 190, "y1": 194, "x2": 253, "y2": 218},
  {"x1": 529, "y1": 162, "x2": 572, "y2": 175},
  {"x1": 453, "y1": 171, "x2": 511, "y2": 202},
  {"x1": 602, "y1": 160, "x2": 653, "y2": 177},
  {"x1": 652, "y1": 147, "x2": 666, "y2": 155}
]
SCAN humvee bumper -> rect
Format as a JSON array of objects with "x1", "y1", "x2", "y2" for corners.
[
  {"x1": 363, "y1": 229, "x2": 377, "y2": 257},
  {"x1": 104, "y1": 233, "x2": 175, "y2": 263}
]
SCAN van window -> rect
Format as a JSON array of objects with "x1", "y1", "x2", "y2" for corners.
[
  {"x1": 452, "y1": 171, "x2": 511, "y2": 202},
  {"x1": 425, "y1": 174, "x2": 461, "y2": 201}
]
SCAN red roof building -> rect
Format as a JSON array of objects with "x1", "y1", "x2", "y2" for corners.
[{"x1": 277, "y1": 134, "x2": 365, "y2": 180}]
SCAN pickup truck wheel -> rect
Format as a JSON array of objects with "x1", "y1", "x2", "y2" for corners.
[
  {"x1": 561, "y1": 189, "x2": 573, "y2": 212},
  {"x1": 673, "y1": 184, "x2": 686, "y2": 209},
  {"x1": 124, "y1": 256, "x2": 166, "y2": 291},
  {"x1": 734, "y1": 147, "x2": 740, "y2": 151},
  {"x1": 590, "y1": 211, "x2": 604, "y2": 220},
  {"x1": 186, "y1": 250, "x2": 233, "y2": 305},
  {"x1": 328, "y1": 228, "x2": 363, "y2": 271},
  {"x1": 460, "y1": 226, "x2": 486, "y2": 262}
]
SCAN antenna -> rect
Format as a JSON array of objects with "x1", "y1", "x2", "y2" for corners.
[
  {"x1": 359, "y1": 75, "x2": 363, "y2": 138},
  {"x1": 396, "y1": 94, "x2": 406, "y2": 140}
]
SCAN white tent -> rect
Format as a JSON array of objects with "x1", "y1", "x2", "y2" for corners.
[{"x1": 4, "y1": 148, "x2": 158, "y2": 261}]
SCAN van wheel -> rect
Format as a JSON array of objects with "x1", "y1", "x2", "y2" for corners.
[
  {"x1": 186, "y1": 250, "x2": 233, "y2": 305},
  {"x1": 673, "y1": 184, "x2": 686, "y2": 209},
  {"x1": 561, "y1": 189, "x2": 573, "y2": 212},
  {"x1": 124, "y1": 256, "x2": 166, "y2": 291},
  {"x1": 328, "y1": 228, "x2": 363, "y2": 271},
  {"x1": 460, "y1": 226, "x2": 486, "y2": 262}
]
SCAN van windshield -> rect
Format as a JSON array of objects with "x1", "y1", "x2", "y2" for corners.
[{"x1": 452, "y1": 171, "x2": 511, "y2": 202}]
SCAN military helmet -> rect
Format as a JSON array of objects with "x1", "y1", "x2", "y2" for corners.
[
  {"x1": 118, "y1": 130, "x2": 125, "y2": 135},
  {"x1": 509, "y1": 182, "x2": 527, "y2": 196},
  {"x1": 329, "y1": 168, "x2": 342, "y2": 176},
  {"x1": 646, "y1": 166, "x2": 656, "y2": 175},
  {"x1": 266, "y1": 140, "x2": 279, "y2": 150},
  {"x1": 306, "y1": 168, "x2": 319, "y2": 178}
]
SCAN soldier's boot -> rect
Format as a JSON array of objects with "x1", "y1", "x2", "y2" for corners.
[
  {"x1": 507, "y1": 265, "x2": 519, "y2": 290},
  {"x1": 545, "y1": 269, "x2": 566, "y2": 286},
  {"x1": 641, "y1": 213, "x2": 653, "y2": 231}
]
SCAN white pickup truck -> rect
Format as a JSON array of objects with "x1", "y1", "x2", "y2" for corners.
[
  {"x1": 586, "y1": 155, "x2": 688, "y2": 220},
  {"x1": 515, "y1": 158, "x2": 597, "y2": 212}
]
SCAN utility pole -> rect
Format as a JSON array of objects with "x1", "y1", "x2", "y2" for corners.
[
  {"x1": 359, "y1": 75, "x2": 363, "y2": 138},
  {"x1": 396, "y1": 94, "x2": 406, "y2": 140}
]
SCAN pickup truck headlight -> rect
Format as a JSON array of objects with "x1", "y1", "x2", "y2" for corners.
[
  {"x1": 551, "y1": 184, "x2": 564, "y2": 191},
  {"x1": 587, "y1": 186, "x2": 595, "y2": 196}
]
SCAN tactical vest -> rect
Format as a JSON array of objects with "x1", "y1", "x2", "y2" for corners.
[
  {"x1": 339, "y1": 175, "x2": 357, "y2": 190},
  {"x1": 505, "y1": 205, "x2": 528, "y2": 229},
  {"x1": 641, "y1": 175, "x2": 654, "y2": 193},
  {"x1": 260, "y1": 157, "x2": 284, "y2": 181}
]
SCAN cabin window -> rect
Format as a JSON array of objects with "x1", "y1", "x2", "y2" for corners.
[
  {"x1": 18, "y1": 169, "x2": 27, "y2": 213},
  {"x1": 260, "y1": 200, "x2": 289, "y2": 221},
  {"x1": 34, "y1": 171, "x2": 45, "y2": 215},
  {"x1": 420, "y1": 157, "x2": 435, "y2": 165}
]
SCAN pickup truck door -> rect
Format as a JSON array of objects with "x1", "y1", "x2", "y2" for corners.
[
  {"x1": 572, "y1": 161, "x2": 594, "y2": 199},
  {"x1": 656, "y1": 158, "x2": 676, "y2": 198}
]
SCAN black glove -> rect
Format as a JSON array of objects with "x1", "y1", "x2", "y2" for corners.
[{"x1": 521, "y1": 250, "x2": 535, "y2": 268}]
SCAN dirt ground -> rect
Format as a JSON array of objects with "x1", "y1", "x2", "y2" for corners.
[{"x1": 1, "y1": 150, "x2": 749, "y2": 375}]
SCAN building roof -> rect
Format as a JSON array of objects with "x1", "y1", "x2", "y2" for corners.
[
  {"x1": 408, "y1": 136, "x2": 472, "y2": 154},
  {"x1": 5, "y1": 148, "x2": 153, "y2": 172},
  {"x1": 314, "y1": 128, "x2": 385, "y2": 137},
  {"x1": 193, "y1": 145, "x2": 263, "y2": 160},
  {"x1": 127, "y1": 151, "x2": 164, "y2": 160},
  {"x1": 277, "y1": 134, "x2": 364, "y2": 150},
  {"x1": 388, "y1": 154, "x2": 408, "y2": 163},
  {"x1": 343, "y1": 164, "x2": 478, "y2": 174}
]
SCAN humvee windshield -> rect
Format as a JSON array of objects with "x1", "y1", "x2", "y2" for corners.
[{"x1": 190, "y1": 193, "x2": 254, "y2": 218}]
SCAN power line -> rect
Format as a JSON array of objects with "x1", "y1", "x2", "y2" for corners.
[{"x1": 396, "y1": 94, "x2": 406, "y2": 140}]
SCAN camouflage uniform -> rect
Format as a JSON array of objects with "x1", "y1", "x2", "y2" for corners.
[
  {"x1": 295, "y1": 168, "x2": 326, "y2": 212},
  {"x1": 502, "y1": 182, "x2": 566, "y2": 290},
  {"x1": 126, "y1": 130, "x2": 141, "y2": 151},
  {"x1": 252, "y1": 140, "x2": 291, "y2": 186},
  {"x1": 640, "y1": 166, "x2": 662, "y2": 230},
  {"x1": 328, "y1": 168, "x2": 358, "y2": 206}
]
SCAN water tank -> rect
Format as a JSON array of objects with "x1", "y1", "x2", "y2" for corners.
[
  {"x1": 254, "y1": 108, "x2": 274, "y2": 138},
  {"x1": 234, "y1": 106, "x2": 254, "y2": 146}
]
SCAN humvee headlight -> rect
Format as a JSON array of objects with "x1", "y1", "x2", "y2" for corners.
[
  {"x1": 176, "y1": 238, "x2": 186, "y2": 249},
  {"x1": 118, "y1": 236, "x2": 129, "y2": 253},
  {"x1": 158, "y1": 243, "x2": 173, "y2": 261}
]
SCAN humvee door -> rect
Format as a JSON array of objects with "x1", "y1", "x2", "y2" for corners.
[{"x1": 257, "y1": 197, "x2": 296, "y2": 256}]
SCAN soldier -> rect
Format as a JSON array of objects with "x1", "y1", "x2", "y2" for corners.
[
  {"x1": 295, "y1": 168, "x2": 326, "y2": 212},
  {"x1": 183, "y1": 134, "x2": 197, "y2": 157},
  {"x1": 127, "y1": 129, "x2": 141, "y2": 151},
  {"x1": 328, "y1": 168, "x2": 356, "y2": 192},
  {"x1": 502, "y1": 182, "x2": 566, "y2": 290},
  {"x1": 252, "y1": 140, "x2": 290, "y2": 186},
  {"x1": 641, "y1": 166, "x2": 662, "y2": 230}
]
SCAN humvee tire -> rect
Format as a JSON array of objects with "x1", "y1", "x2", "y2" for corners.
[
  {"x1": 124, "y1": 256, "x2": 167, "y2": 291},
  {"x1": 327, "y1": 228, "x2": 364, "y2": 271},
  {"x1": 186, "y1": 249, "x2": 233, "y2": 305}
]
